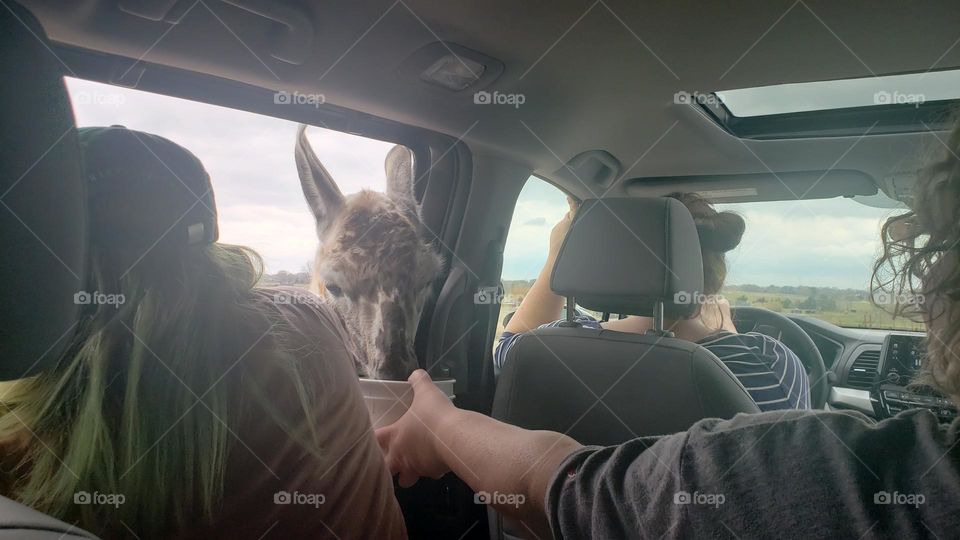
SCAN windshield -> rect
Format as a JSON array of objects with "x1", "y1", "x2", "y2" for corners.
[
  {"x1": 500, "y1": 177, "x2": 923, "y2": 333},
  {"x1": 717, "y1": 196, "x2": 922, "y2": 331}
]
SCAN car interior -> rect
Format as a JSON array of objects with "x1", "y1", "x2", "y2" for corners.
[{"x1": 2, "y1": 0, "x2": 959, "y2": 538}]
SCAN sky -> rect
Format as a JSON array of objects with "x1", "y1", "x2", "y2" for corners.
[
  {"x1": 501, "y1": 179, "x2": 905, "y2": 291},
  {"x1": 67, "y1": 77, "x2": 905, "y2": 290},
  {"x1": 66, "y1": 78, "x2": 392, "y2": 274}
]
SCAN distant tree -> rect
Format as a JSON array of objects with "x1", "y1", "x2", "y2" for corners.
[
  {"x1": 782, "y1": 298, "x2": 793, "y2": 309},
  {"x1": 799, "y1": 295, "x2": 818, "y2": 311}
]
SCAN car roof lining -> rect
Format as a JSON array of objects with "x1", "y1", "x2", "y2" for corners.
[{"x1": 22, "y1": 0, "x2": 960, "y2": 201}]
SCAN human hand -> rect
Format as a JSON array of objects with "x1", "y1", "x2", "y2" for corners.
[
  {"x1": 375, "y1": 370, "x2": 459, "y2": 487},
  {"x1": 548, "y1": 196, "x2": 580, "y2": 255}
]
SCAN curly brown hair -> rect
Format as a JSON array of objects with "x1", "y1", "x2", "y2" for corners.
[
  {"x1": 667, "y1": 192, "x2": 746, "y2": 296},
  {"x1": 871, "y1": 117, "x2": 960, "y2": 401}
]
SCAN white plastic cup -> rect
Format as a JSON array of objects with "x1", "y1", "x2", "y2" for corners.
[{"x1": 358, "y1": 377, "x2": 456, "y2": 429}]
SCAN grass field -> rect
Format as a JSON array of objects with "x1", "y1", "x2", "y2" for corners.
[
  {"x1": 723, "y1": 287, "x2": 924, "y2": 332},
  {"x1": 495, "y1": 280, "x2": 925, "y2": 336}
]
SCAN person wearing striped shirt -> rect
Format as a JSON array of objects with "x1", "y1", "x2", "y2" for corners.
[{"x1": 495, "y1": 193, "x2": 811, "y2": 412}]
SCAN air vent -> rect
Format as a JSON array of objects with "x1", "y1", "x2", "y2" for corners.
[{"x1": 847, "y1": 350, "x2": 881, "y2": 390}]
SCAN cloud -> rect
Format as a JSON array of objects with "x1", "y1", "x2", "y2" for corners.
[
  {"x1": 66, "y1": 78, "x2": 394, "y2": 272},
  {"x1": 501, "y1": 190, "x2": 901, "y2": 290},
  {"x1": 65, "y1": 78, "x2": 904, "y2": 290}
]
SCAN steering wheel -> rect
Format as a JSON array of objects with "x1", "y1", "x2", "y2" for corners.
[{"x1": 731, "y1": 307, "x2": 830, "y2": 409}]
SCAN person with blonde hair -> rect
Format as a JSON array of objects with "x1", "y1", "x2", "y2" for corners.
[{"x1": 0, "y1": 127, "x2": 405, "y2": 539}]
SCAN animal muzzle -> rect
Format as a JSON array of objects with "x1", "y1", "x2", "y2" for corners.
[{"x1": 371, "y1": 302, "x2": 420, "y2": 380}]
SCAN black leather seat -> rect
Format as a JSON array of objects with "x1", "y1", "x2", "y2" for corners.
[
  {"x1": 489, "y1": 198, "x2": 758, "y2": 540},
  {"x1": 0, "y1": 3, "x2": 97, "y2": 538}
]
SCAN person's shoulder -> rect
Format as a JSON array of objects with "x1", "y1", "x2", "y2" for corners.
[
  {"x1": 254, "y1": 286, "x2": 342, "y2": 330},
  {"x1": 696, "y1": 330, "x2": 753, "y2": 347},
  {"x1": 689, "y1": 408, "x2": 950, "y2": 444},
  {"x1": 251, "y1": 286, "x2": 356, "y2": 375},
  {"x1": 700, "y1": 331, "x2": 795, "y2": 356}
]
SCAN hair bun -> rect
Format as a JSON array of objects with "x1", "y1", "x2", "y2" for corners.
[{"x1": 695, "y1": 211, "x2": 745, "y2": 252}]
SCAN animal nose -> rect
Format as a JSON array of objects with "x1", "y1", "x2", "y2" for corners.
[
  {"x1": 377, "y1": 354, "x2": 418, "y2": 380},
  {"x1": 376, "y1": 302, "x2": 420, "y2": 380}
]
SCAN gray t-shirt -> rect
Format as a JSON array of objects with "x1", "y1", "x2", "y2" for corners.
[{"x1": 546, "y1": 409, "x2": 960, "y2": 539}]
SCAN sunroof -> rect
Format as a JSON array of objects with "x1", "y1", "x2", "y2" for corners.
[
  {"x1": 696, "y1": 69, "x2": 960, "y2": 140},
  {"x1": 716, "y1": 69, "x2": 960, "y2": 117}
]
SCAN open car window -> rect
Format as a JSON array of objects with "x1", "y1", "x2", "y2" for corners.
[{"x1": 66, "y1": 77, "x2": 395, "y2": 284}]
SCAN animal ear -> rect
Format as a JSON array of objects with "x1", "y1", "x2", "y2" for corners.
[
  {"x1": 384, "y1": 145, "x2": 417, "y2": 206},
  {"x1": 296, "y1": 124, "x2": 344, "y2": 235}
]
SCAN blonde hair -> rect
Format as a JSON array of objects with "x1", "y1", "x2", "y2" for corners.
[{"x1": 0, "y1": 243, "x2": 322, "y2": 536}]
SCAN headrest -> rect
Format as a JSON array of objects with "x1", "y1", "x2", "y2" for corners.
[
  {"x1": 551, "y1": 198, "x2": 704, "y2": 319},
  {"x1": 0, "y1": 3, "x2": 87, "y2": 380},
  {"x1": 78, "y1": 126, "x2": 218, "y2": 257}
]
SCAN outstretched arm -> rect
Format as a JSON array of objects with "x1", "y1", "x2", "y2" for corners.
[
  {"x1": 376, "y1": 371, "x2": 583, "y2": 538},
  {"x1": 503, "y1": 197, "x2": 579, "y2": 334}
]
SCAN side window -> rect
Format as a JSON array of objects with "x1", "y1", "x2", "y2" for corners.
[
  {"x1": 66, "y1": 77, "x2": 397, "y2": 286},
  {"x1": 497, "y1": 176, "x2": 571, "y2": 336}
]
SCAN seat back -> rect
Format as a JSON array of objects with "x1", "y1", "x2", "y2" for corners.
[
  {"x1": 0, "y1": 496, "x2": 97, "y2": 539},
  {"x1": 494, "y1": 326, "x2": 759, "y2": 444},
  {"x1": 0, "y1": 3, "x2": 98, "y2": 538},
  {"x1": 0, "y1": 1, "x2": 86, "y2": 380}
]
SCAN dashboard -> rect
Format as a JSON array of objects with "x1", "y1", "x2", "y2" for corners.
[
  {"x1": 874, "y1": 334, "x2": 957, "y2": 421},
  {"x1": 788, "y1": 316, "x2": 956, "y2": 422}
]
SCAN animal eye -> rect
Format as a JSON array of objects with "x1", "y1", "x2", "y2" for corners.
[{"x1": 325, "y1": 284, "x2": 343, "y2": 297}]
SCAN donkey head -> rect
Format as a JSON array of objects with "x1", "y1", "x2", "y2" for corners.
[{"x1": 296, "y1": 125, "x2": 442, "y2": 380}]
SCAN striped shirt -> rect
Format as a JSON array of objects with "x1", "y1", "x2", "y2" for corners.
[{"x1": 495, "y1": 316, "x2": 811, "y2": 411}]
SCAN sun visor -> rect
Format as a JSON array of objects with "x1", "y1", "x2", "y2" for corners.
[{"x1": 624, "y1": 170, "x2": 878, "y2": 203}]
